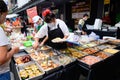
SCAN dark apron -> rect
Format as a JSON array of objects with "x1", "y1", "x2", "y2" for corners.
[
  {"x1": 46, "y1": 24, "x2": 67, "y2": 50},
  {"x1": 82, "y1": 21, "x2": 87, "y2": 32}
]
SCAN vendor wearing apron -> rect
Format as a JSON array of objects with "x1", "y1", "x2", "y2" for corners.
[
  {"x1": 47, "y1": 24, "x2": 67, "y2": 49},
  {"x1": 33, "y1": 9, "x2": 69, "y2": 50}
]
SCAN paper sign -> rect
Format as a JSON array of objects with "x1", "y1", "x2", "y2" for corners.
[{"x1": 26, "y1": 6, "x2": 38, "y2": 23}]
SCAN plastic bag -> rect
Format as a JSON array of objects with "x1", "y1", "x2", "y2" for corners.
[{"x1": 89, "y1": 32, "x2": 100, "y2": 41}]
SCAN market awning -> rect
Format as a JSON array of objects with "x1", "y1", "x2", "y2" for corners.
[
  {"x1": 12, "y1": 0, "x2": 45, "y2": 14},
  {"x1": 6, "y1": 14, "x2": 19, "y2": 18}
]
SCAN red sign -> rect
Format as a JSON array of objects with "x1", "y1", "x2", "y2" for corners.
[{"x1": 26, "y1": 6, "x2": 38, "y2": 23}]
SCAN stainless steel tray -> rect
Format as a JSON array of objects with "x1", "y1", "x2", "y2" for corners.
[
  {"x1": 102, "y1": 48, "x2": 120, "y2": 54},
  {"x1": 77, "y1": 55, "x2": 103, "y2": 69},
  {"x1": 51, "y1": 54, "x2": 75, "y2": 67},
  {"x1": 37, "y1": 58, "x2": 62, "y2": 75},
  {"x1": 93, "y1": 51, "x2": 112, "y2": 59},
  {"x1": 81, "y1": 48, "x2": 99, "y2": 55},
  {"x1": 16, "y1": 61, "x2": 45, "y2": 80},
  {"x1": 38, "y1": 45, "x2": 52, "y2": 52},
  {"x1": 14, "y1": 54, "x2": 32, "y2": 65}
]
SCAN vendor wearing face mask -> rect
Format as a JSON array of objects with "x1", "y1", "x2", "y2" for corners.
[
  {"x1": 32, "y1": 15, "x2": 45, "y2": 32},
  {"x1": 33, "y1": 9, "x2": 69, "y2": 50}
]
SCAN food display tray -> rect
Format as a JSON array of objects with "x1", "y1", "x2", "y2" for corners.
[
  {"x1": 107, "y1": 39, "x2": 120, "y2": 45},
  {"x1": 14, "y1": 55, "x2": 32, "y2": 65},
  {"x1": 16, "y1": 61, "x2": 45, "y2": 80},
  {"x1": 38, "y1": 45, "x2": 52, "y2": 52},
  {"x1": 100, "y1": 43, "x2": 117, "y2": 49},
  {"x1": 81, "y1": 47, "x2": 99, "y2": 55},
  {"x1": 102, "y1": 48, "x2": 120, "y2": 55},
  {"x1": 13, "y1": 50, "x2": 33, "y2": 65},
  {"x1": 58, "y1": 47, "x2": 87, "y2": 59},
  {"x1": 93, "y1": 51, "x2": 112, "y2": 59},
  {"x1": 51, "y1": 54, "x2": 76, "y2": 67},
  {"x1": 37, "y1": 58, "x2": 62, "y2": 75},
  {"x1": 77, "y1": 55, "x2": 104, "y2": 69}
]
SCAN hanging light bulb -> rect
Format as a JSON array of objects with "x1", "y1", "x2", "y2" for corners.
[
  {"x1": 51, "y1": 2, "x2": 55, "y2": 7},
  {"x1": 69, "y1": 0, "x2": 76, "y2": 3}
]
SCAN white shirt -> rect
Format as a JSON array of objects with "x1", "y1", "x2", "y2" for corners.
[
  {"x1": 35, "y1": 19, "x2": 69, "y2": 38},
  {"x1": 78, "y1": 19, "x2": 85, "y2": 27},
  {"x1": 0, "y1": 27, "x2": 11, "y2": 74}
]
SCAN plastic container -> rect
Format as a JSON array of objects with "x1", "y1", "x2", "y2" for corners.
[{"x1": 23, "y1": 41, "x2": 33, "y2": 47}]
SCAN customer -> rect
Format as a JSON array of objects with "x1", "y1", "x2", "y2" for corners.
[
  {"x1": 33, "y1": 9, "x2": 69, "y2": 49},
  {"x1": 32, "y1": 15, "x2": 45, "y2": 32},
  {"x1": 12, "y1": 17, "x2": 23, "y2": 33},
  {"x1": 20, "y1": 17, "x2": 28, "y2": 36},
  {"x1": 0, "y1": 1, "x2": 19, "y2": 80},
  {"x1": 4, "y1": 18, "x2": 13, "y2": 33},
  {"x1": 78, "y1": 13, "x2": 89, "y2": 34}
]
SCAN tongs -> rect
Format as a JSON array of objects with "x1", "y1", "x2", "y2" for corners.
[{"x1": 34, "y1": 48, "x2": 39, "y2": 55}]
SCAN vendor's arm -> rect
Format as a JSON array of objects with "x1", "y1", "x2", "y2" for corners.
[
  {"x1": 33, "y1": 37, "x2": 39, "y2": 49},
  {"x1": 0, "y1": 46, "x2": 19, "y2": 65},
  {"x1": 40, "y1": 36, "x2": 48, "y2": 46},
  {"x1": 63, "y1": 35, "x2": 69, "y2": 39},
  {"x1": 33, "y1": 24, "x2": 48, "y2": 49}
]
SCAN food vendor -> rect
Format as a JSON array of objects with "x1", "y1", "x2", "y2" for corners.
[
  {"x1": 32, "y1": 15, "x2": 45, "y2": 32},
  {"x1": 0, "y1": 1, "x2": 19, "y2": 80},
  {"x1": 33, "y1": 9, "x2": 69, "y2": 50},
  {"x1": 78, "y1": 13, "x2": 89, "y2": 35}
]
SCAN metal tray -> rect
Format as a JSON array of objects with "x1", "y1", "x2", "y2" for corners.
[
  {"x1": 16, "y1": 61, "x2": 45, "y2": 80},
  {"x1": 67, "y1": 48, "x2": 87, "y2": 59},
  {"x1": 100, "y1": 43, "x2": 117, "y2": 49},
  {"x1": 93, "y1": 51, "x2": 112, "y2": 59},
  {"x1": 108, "y1": 39, "x2": 120, "y2": 45},
  {"x1": 29, "y1": 52, "x2": 49, "y2": 61},
  {"x1": 77, "y1": 55, "x2": 103, "y2": 69},
  {"x1": 102, "y1": 48, "x2": 120, "y2": 54},
  {"x1": 14, "y1": 54, "x2": 32, "y2": 65},
  {"x1": 38, "y1": 45, "x2": 52, "y2": 52},
  {"x1": 24, "y1": 47, "x2": 33, "y2": 54},
  {"x1": 51, "y1": 54, "x2": 75, "y2": 67},
  {"x1": 42, "y1": 49, "x2": 58, "y2": 57},
  {"x1": 81, "y1": 48, "x2": 99, "y2": 55},
  {"x1": 56, "y1": 47, "x2": 87, "y2": 59},
  {"x1": 37, "y1": 58, "x2": 62, "y2": 75},
  {"x1": 73, "y1": 46, "x2": 86, "y2": 51},
  {"x1": 83, "y1": 43, "x2": 97, "y2": 48},
  {"x1": 13, "y1": 50, "x2": 33, "y2": 65},
  {"x1": 90, "y1": 40, "x2": 108, "y2": 45}
]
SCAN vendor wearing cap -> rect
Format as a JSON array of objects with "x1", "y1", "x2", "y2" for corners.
[
  {"x1": 33, "y1": 9, "x2": 69, "y2": 50},
  {"x1": 32, "y1": 15, "x2": 45, "y2": 32}
]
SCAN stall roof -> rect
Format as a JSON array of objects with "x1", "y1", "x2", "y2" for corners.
[
  {"x1": 6, "y1": 14, "x2": 19, "y2": 18},
  {"x1": 12, "y1": 0, "x2": 81, "y2": 14},
  {"x1": 12, "y1": 0, "x2": 45, "y2": 13}
]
